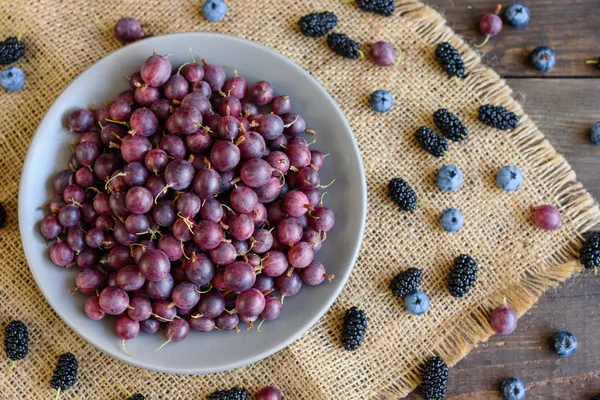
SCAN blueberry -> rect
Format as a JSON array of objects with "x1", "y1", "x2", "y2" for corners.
[
  {"x1": 369, "y1": 90, "x2": 394, "y2": 113},
  {"x1": 590, "y1": 121, "x2": 600, "y2": 145},
  {"x1": 529, "y1": 46, "x2": 556, "y2": 72},
  {"x1": 551, "y1": 331, "x2": 578, "y2": 357},
  {"x1": 1, "y1": 66, "x2": 25, "y2": 92},
  {"x1": 202, "y1": 0, "x2": 227, "y2": 22},
  {"x1": 501, "y1": 377, "x2": 527, "y2": 400},
  {"x1": 503, "y1": 3, "x2": 530, "y2": 28},
  {"x1": 440, "y1": 208, "x2": 463, "y2": 233},
  {"x1": 403, "y1": 290, "x2": 430, "y2": 316},
  {"x1": 436, "y1": 164, "x2": 463, "y2": 192},
  {"x1": 496, "y1": 166, "x2": 523, "y2": 191}
]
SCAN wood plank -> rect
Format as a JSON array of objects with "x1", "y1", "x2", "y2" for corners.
[
  {"x1": 425, "y1": 0, "x2": 600, "y2": 77},
  {"x1": 405, "y1": 78, "x2": 600, "y2": 398}
]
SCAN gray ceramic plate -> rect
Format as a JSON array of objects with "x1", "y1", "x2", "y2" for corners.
[{"x1": 19, "y1": 32, "x2": 366, "y2": 374}]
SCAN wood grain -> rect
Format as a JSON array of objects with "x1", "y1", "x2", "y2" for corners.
[
  {"x1": 425, "y1": 0, "x2": 600, "y2": 77},
  {"x1": 404, "y1": 78, "x2": 600, "y2": 399}
]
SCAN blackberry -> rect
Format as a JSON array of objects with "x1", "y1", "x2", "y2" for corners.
[
  {"x1": 594, "y1": 395, "x2": 600, "y2": 400},
  {"x1": 579, "y1": 235, "x2": 600, "y2": 273},
  {"x1": 434, "y1": 109, "x2": 468, "y2": 142},
  {"x1": 356, "y1": 0, "x2": 395, "y2": 16},
  {"x1": 4, "y1": 321, "x2": 28, "y2": 366},
  {"x1": 388, "y1": 178, "x2": 417, "y2": 211},
  {"x1": 390, "y1": 268, "x2": 422, "y2": 297},
  {"x1": 50, "y1": 353, "x2": 78, "y2": 394},
  {"x1": 420, "y1": 356, "x2": 449, "y2": 400},
  {"x1": 326, "y1": 33, "x2": 362, "y2": 59},
  {"x1": 435, "y1": 42, "x2": 465, "y2": 78},
  {"x1": 208, "y1": 387, "x2": 249, "y2": 400},
  {"x1": 341, "y1": 306, "x2": 367, "y2": 351},
  {"x1": 0, "y1": 202, "x2": 6, "y2": 228},
  {"x1": 448, "y1": 254, "x2": 478, "y2": 297},
  {"x1": 0, "y1": 37, "x2": 25, "y2": 65},
  {"x1": 478, "y1": 105, "x2": 519, "y2": 130},
  {"x1": 130, "y1": 395, "x2": 146, "y2": 400},
  {"x1": 415, "y1": 126, "x2": 449, "y2": 158},
  {"x1": 299, "y1": 12, "x2": 338, "y2": 38}
]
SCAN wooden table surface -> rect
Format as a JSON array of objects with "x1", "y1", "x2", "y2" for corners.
[{"x1": 405, "y1": 1, "x2": 600, "y2": 399}]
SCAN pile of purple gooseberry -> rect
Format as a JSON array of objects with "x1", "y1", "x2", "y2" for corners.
[{"x1": 39, "y1": 51, "x2": 336, "y2": 352}]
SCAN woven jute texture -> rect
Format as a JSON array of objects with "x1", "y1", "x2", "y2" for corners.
[{"x1": 1, "y1": 0, "x2": 599, "y2": 399}]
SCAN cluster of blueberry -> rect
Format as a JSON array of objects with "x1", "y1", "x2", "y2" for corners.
[{"x1": 435, "y1": 164, "x2": 523, "y2": 233}]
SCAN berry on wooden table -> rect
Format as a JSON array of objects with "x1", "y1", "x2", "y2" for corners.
[
  {"x1": 532, "y1": 204, "x2": 561, "y2": 231},
  {"x1": 436, "y1": 165, "x2": 463, "y2": 192},
  {"x1": 342, "y1": 305, "x2": 367, "y2": 351},
  {"x1": 529, "y1": 46, "x2": 556, "y2": 72},
  {"x1": 355, "y1": 0, "x2": 395, "y2": 16},
  {"x1": 478, "y1": 104, "x2": 519, "y2": 130},
  {"x1": 503, "y1": 3, "x2": 530, "y2": 28},
  {"x1": 202, "y1": 0, "x2": 228, "y2": 22},
  {"x1": 51, "y1": 352, "x2": 78, "y2": 397},
  {"x1": 370, "y1": 89, "x2": 394, "y2": 113},
  {"x1": 579, "y1": 234, "x2": 600, "y2": 274},
  {"x1": 404, "y1": 290, "x2": 430, "y2": 315},
  {"x1": 208, "y1": 387, "x2": 249, "y2": 400},
  {"x1": 1, "y1": 66, "x2": 24, "y2": 91},
  {"x1": 390, "y1": 268, "x2": 422, "y2": 297},
  {"x1": 435, "y1": 42, "x2": 465, "y2": 79},
  {"x1": 501, "y1": 377, "x2": 527, "y2": 400},
  {"x1": 420, "y1": 356, "x2": 449, "y2": 400},
  {"x1": 327, "y1": 33, "x2": 363, "y2": 59},
  {"x1": 440, "y1": 208, "x2": 464, "y2": 233},
  {"x1": 476, "y1": 4, "x2": 503, "y2": 48},
  {"x1": 370, "y1": 41, "x2": 396, "y2": 66},
  {"x1": 415, "y1": 126, "x2": 449, "y2": 158},
  {"x1": 590, "y1": 122, "x2": 600, "y2": 145},
  {"x1": 388, "y1": 178, "x2": 418, "y2": 211},
  {"x1": 551, "y1": 331, "x2": 578, "y2": 357},
  {"x1": 448, "y1": 254, "x2": 478, "y2": 297},
  {"x1": 434, "y1": 109, "x2": 468, "y2": 142},
  {"x1": 298, "y1": 12, "x2": 338, "y2": 37},
  {"x1": 496, "y1": 165, "x2": 523, "y2": 191},
  {"x1": 0, "y1": 36, "x2": 25, "y2": 65},
  {"x1": 4, "y1": 321, "x2": 28, "y2": 371}
]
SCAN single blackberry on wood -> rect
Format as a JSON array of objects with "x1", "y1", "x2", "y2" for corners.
[
  {"x1": 415, "y1": 126, "x2": 449, "y2": 158},
  {"x1": 298, "y1": 12, "x2": 338, "y2": 37},
  {"x1": 356, "y1": 0, "x2": 395, "y2": 16},
  {"x1": 0, "y1": 37, "x2": 25, "y2": 65},
  {"x1": 327, "y1": 33, "x2": 363, "y2": 59},
  {"x1": 388, "y1": 178, "x2": 417, "y2": 211},
  {"x1": 390, "y1": 268, "x2": 423, "y2": 297},
  {"x1": 435, "y1": 42, "x2": 465, "y2": 78},
  {"x1": 208, "y1": 387, "x2": 249, "y2": 400},
  {"x1": 579, "y1": 234, "x2": 600, "y2": 274},
  {"x1": 421, "y1": 356, "x2": 449, "y2": 400},
  {"x1": 4, "y1": 321, "x2": 28, "y2": 371},
  {"x1": 478, "y1": 105, "x2": 519, "y2": 130},
  {"x1": 342, "y1": 306, "x2": 367, "y2": 351},
  {"x1": 50, "y1": 353, "x2": 78, "y2": 396},
  {"x1": 434, "y1": 109, "x2": 468, "y2": 142},
  {"x1": 448, "y1": 254, "x2": 478, "y2": 297}
]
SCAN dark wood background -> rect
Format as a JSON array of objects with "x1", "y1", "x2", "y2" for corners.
[{"x1": 406, "y1": 1, "x2": 600, "y2": 398}]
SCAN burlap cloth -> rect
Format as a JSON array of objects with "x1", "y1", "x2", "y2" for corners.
[{"x1": 1, "y1": 0, "x2": 599, "y2": 399}]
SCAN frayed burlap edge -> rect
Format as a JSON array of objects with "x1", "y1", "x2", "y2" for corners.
[{"x1": 376, "y1": 2, "x2": 600, "y2": 398}]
